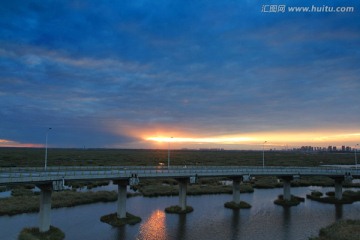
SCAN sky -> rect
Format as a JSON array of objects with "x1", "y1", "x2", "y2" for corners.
[{"x1": 0, "y1": 0, "x2": 359, "y2": 150}]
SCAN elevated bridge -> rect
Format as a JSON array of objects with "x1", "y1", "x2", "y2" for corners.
[
  {"x1": 1, "y1": 165, "x2": 359, "y2": 184},
  {"x1": 1, "y1": 165, "x2": 359, "y2": 232}
]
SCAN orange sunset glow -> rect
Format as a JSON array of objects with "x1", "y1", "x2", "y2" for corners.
[
  {"x1": 0, "y1": 139, "x2": 44, "y2": 148},
  {"x1": 144, "y1": 130, "x2": 360, "y2": 149}
]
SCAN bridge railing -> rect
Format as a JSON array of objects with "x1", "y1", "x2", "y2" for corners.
[
  {"x1": 1, "y1": 165, "x2": 359, "y2": 185},
  {"x1": 1, "y1": 165, "x2": 358, "y2": 176},
  {"x1": 0, "y1": 165, "x2": 355, "y2": 171}
]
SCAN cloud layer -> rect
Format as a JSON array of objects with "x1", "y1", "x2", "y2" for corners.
[{"x1": 1, "y1": 0, "x2": 359, "y2": 149}]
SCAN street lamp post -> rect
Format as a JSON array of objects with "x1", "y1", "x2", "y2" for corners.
[
  {"x1": 262, "y1": 141, "x2": 267, "y2": 168},
  {"x1": 167, "y1": 137, "x2": 173, "y2": 168},
  {"x1": 355, "y1": 144, "x2": 359, "y2": 170},
  {"x1": 44, "y1": 128, "x2": 52, "y2": 170}
]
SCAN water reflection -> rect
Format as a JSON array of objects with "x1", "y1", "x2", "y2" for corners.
[
  {"x1": 282, "y1": 207, "x2": 291, "y2": 223},
  {"x1": 281, "y1": 207, "x2": 291, "y2": 240},
  {"x1": 335, "y1": 204, "x2": 343, "y2": 220},
  {"x1": 137, "y1": 210, "x2": 167, "y2": 240},
  {"x1": 230, "y1": 210, "x2": 240, "y2": 240},
  {"x1": 116, "y1": 226, "x2": 126, "y2": 240},
  {"x1": 176, "y1": 214, "x2": 187, "y2": 239},
  {"x1": 1, "y1": 187, "x2": 359, "y2": 240}
]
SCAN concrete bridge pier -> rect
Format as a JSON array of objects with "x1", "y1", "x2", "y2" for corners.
[
  {"x1": 114, "y1": 180, "x2": 128, "y2": 218},
  {"x1": 232, "y1": 177, "x2": 242, "y2": 204},
  {"x1": 280, "y1": 176, "x2": 293, "y2": 201},
  {"x1": 334, "y1": 178, "x2": 343, "y2": 200},
  {"x1": 178, "y1": 178, "x2": 188, "y2": 211},
  {"x1": 37, "y1": 184, "x2": 53, "y2": 232}
]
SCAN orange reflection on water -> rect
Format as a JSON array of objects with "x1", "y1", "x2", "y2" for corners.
[{"x1": 138, "y1": 210, "x2": 167, "y2": 240}]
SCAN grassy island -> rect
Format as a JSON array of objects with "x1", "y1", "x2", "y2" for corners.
[
  {"x1": 165, "y1": 205, "x2": 194, "y2": 214},
  {"x1": 224, "y1": 201, "x2": 251, "y2": 209},
  {"x1": 310, "y1": 219, "x2": 360, "y2": 240},
  {"x1": 100, "y1": 212, "x2": 141, "y2": 226},
  {"x1": 306, "y1": 190, "x2": 360, "y2": 204},
  {"x1": 18, "y1": 226, "x2": 65, "y2": 240},
  {"x1": 274, "y1": 195, "x2": 305, "y2": 207}
]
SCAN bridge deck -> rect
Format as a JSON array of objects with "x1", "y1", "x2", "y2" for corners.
[{"x1": 1, "y1": 166, "x2": 359, "y2": 185}]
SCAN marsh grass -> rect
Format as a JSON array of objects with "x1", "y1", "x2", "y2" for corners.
[
  {"x1": 165, "y1": 205, "x2": 194, "y2": 214},
  {"x1": 253, "y1": 176, "x2": 282, "y2": 188},
  {"x1": 306, "y1": 190, "x2": 360, "y2": 204},
  {"x1": 137, "y1": 178, "x2": 254, "y2": 197},
  {"x1": 66, "y1": 180, "x2": 110, "y2": 189},
  {"x1": 293, "y1": 176, "x2": 335, "y2": 187},
  {"x1": 11, "y1": 188, "x2": 35, "y2": 197},
  {"x1": 310, "y1": 191, "x2": 323, "y2": 197},
  {"x1": 100, "y1": 212, "x2": 141, "y2": 226},
  {"x1": 274, "y1": 195, "x2": 305, "y2": 207},
  {"x1": 310, "y1": 219, "x2": 360, "y2": 240},
  {"x1": 0, "y1": 148, "x2": 357, "y2": 168},
  {"x1": 224, "y1": 201, "x2": 251, "y2": 209},
  {"x1": 18, "y1": 226, "x2": 65, "y2": 240},
  {"x1": 343, "y1": 190, "x2": 360, "y2": 201},
  {"x1": 0, "y1": 191, "x2": 140, "y2": 216}
]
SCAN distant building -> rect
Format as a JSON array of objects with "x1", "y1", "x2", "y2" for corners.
[
  {"x1": 199, "y1": 148, "x2": 224, "y2": 151},
  {"x1": 300, "y1": 146, "x2": 314, "y2": 151}
]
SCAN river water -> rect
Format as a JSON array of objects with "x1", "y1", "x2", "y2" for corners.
[{"x1": 1, "y1": 186, "x2": 359, "y2": 240}]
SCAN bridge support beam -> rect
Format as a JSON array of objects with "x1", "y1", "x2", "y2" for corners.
[
  {"x1": 114, "y1": 180, "x2": 128, "y2": 218},
  {"x1": 232, "y1": 178, "x2": 242, "y2": 204},
  {"x1": 37, "y1": 184, "x2": 52, "y2": 232},
  {"x1": 178, "y1": 178, "x2": 188, "y2": 211},
  {"x1": 280, "y1": 176, "x2": 293, "y2": 201},
  {"x1": 334, "y1": 178, "x2": 343, "y2": 200}
]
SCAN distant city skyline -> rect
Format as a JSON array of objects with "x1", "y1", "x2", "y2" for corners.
[{"x1": 1, "y1": 1, "x2": 359, "y2": 150}]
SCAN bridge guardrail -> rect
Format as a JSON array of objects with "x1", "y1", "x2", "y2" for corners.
[{"x1": 1, "y1": 166, "x2": 359, "y2": 185}]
